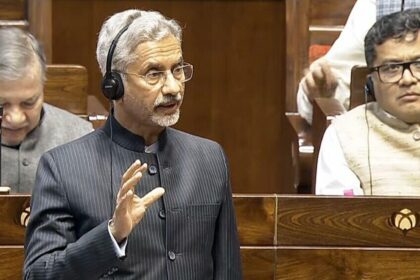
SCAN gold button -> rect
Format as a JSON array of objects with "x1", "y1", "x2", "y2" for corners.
[{"x1": 413, "y1": 131, "x2": 420, "y2": 141}]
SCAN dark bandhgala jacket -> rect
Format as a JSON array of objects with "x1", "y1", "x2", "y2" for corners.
[{"x1": 24, "y1": 115, "x2": 242, "y2": 279}]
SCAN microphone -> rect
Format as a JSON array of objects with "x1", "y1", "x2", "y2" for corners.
[{"x1": 0, "y1": 105, "x2": 11, "y2": 194}]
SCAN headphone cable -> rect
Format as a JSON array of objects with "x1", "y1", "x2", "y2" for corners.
[
  {"x1": 364, "y1": 92, "x2": 373, "y2": 195},
  {"x1": 109, "y1": 102, "x2": 114, "y2": 218}
]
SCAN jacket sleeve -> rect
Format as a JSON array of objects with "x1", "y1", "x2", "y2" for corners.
[
  {"x1": 24, "y1": 152, "x2": 122, "y2": 280},
  {"x1": 212, "y1": 149, "x2": 242, "y2": 279}
]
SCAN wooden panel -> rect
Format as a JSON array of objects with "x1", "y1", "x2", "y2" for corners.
[
  {"x1": 234, "y1": 195, "x2": 276, "y2": 245},
  {"x1": 51, "y1": 0, "x2": 288, "y2": 194},
  {"x1": 44, "y1": 64, "x2": 88, "y2": 115},
  {"x1": 0, "y1": 0, "x2": 26, "y2": 20},
  {"x1": 277, "y1": 196, "x2": 420, "y2": 247},
  {"x1": 0, "y1": 195, "x2": 29, "y2": 244},
  {"x1": 28, "y1": 0, "x2": 52, "y2": 62},
  {"x1": 310, "y1": 0, "x2": 356, "y2": 26},
  {"x1": 285, "y1": 0, "x2": 310, "y2": 112},
  {"x1": 241, "y1": 247, "x2": 275, "y2": 280},
  {"x1": 276, "y1": 248, "x2": 420, "y2": 280},
  {"x1": 0, "y1": 247, "x2": 24, "y2": 280}
]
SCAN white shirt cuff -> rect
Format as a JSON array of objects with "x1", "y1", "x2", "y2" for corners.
[{"x1": 107, "y1": 220, "x2": 128, "y2": 258}]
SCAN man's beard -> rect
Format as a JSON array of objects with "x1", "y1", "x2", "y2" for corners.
[
  {"x1": 151, "y1": 92, "x2": 182, "y2": 127},
  {"x1": 151, "y1": 109, "x2": 180, "y2": 127}
]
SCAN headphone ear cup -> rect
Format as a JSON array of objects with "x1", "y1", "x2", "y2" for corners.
[{"x1": 101, "y1": 71, "x2": 124, "y2": 100}]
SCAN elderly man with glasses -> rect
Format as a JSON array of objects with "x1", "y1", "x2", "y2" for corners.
[
  {"x1": 24, "y1": 9, "x2": 242, "y2": 279},
  {"x1": 316, "y1": 8, "x2": 420, "y2": 196}
]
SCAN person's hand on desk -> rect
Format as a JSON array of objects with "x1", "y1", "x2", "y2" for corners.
[
  {"x1": 109, "y1": 160, "x2": 165, "y2": 243},
  {"x1": 301, "y1": 58, "x2": 338, "y2": 102}
]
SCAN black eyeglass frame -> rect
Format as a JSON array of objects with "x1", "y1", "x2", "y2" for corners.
[{"x1": 369, "y1": 60, "x2": 420, "y2": 84}]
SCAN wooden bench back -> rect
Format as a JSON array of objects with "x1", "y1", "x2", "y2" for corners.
[
  {"x1": 349, "y1": 65, "x2": 372, "y2": 109},
  {"x1": 44, "y1": 64, "x2": 88, "y2": 116},
  {"x1": 0, "y1": 0, "x2": 27, "y2": 29},
  {"x1": 0, "y1": 0, "x2": 26, "y2": 20}
]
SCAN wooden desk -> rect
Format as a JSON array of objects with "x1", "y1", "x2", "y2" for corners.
[
  {"x1": 5, "y1": 194, "x2": 420, "y2": 279},
  {"x1": 236, "y1": 195, "x2": 420, "y2": 279},
  {"x1": 0, "y1": 195, "x2": 30, "y2": 280}
]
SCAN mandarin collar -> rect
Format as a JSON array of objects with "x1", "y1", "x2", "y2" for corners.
[{"x1": 101, "y1": 113, "x2": 168, "y2": 153}]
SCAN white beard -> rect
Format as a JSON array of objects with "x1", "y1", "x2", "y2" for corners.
[{"x1": 151, "y1": 109, "x2": 180, "y2": 127}]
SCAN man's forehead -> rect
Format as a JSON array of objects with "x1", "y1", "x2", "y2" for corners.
[
  {"x1": 0, "y1": 73, "x2": 43, "y2": 101},
  {"x1": 136, "y1": 36, "x2": 182, "y2": 62},
  {"x1": 375, "y1": 32, "x2": 420, "y2": 61}
]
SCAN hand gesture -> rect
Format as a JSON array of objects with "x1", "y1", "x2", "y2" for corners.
[
  {"x1": 109, "y1": 160, "x2": 165, "y2": 242},
  {"x1": 301, "y1": 58, "x2": 338, "y2": 102}
]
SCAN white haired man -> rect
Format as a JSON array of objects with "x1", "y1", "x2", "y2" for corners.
[
  {"x1": 0, "y1": 28, "x2": 92, "y2": 193},
  {"x1": 24, "y1": 9, "x2": 242, "y2": 279}
]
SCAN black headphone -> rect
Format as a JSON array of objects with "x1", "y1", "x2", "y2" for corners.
[
  {"x1": 101, "y1": 24, "x2": 131, "y2": 100},
  {"x1": 365, "y1": 76, "x2": 376, "y2": 101}
]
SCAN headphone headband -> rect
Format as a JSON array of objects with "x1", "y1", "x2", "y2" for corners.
[{"x1": 105, "y1": 24, "x2": 130, "y2": 75}]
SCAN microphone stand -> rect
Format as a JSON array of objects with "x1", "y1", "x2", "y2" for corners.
[{"x1": 0, "y1": 105, "x2": 10, "y2": 194}]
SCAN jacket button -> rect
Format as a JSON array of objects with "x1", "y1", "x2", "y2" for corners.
[
  {"x1": 168, "y1": 251, "x2": 176, "y2": 261},
  {"x1": 148, "y1": 164, "x2": 158, "y2": 175},
  {"x1": 158, "y1": 209, "x2": 166, "y2": 219},
  {"x1": 22, "y1": 159, "x2": 30, "y2": 166}
]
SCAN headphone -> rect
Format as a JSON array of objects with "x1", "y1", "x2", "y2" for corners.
[
  {"x1": 364, "y1": 76, "x2": 376, "y2": 101},
  {"x1": 101, "y1": 24, "x2": 131, "y2": 100}
]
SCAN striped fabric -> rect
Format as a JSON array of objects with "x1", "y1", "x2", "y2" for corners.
[
  {"x1": 377, "y1": 0, "x2": 420, "y2": 19},
  {"x1": 24, "y1": 115, "x2": 242, "y2": 279}
]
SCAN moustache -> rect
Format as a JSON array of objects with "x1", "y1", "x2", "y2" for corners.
[{"x1": 154, "y1": 93, "x2": 182, "y2": 107}]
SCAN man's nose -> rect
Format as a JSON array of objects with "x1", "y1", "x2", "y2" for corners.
[
  {"x1": 4, "y1": 107, "x2": 26, "y2": 126},
  {"x1": 399, "y1": 68, "x2": 418, "y2": 85},
  {"x1": 162, "y1": 72, "x2": 181, "y2": 95}
]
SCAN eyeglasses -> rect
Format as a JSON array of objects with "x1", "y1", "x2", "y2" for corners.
[
  {"x1": 369, "y1": 60, "x2": 420, "y2": 83},
  {"x1": 121, "y1": 63, "x2": 193, "y2": 86}
]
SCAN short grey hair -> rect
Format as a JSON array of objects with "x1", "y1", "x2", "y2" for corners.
[
  {"x1": 96, "y1": 9, "x2": 182, "y2": 75},
  {"x1": 0, "y1": 27, "x2": 46, "y2": 82}
]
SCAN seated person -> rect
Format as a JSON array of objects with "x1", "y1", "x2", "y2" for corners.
[
  {"x1": 297, "y1": 0, "x2": 420, "y2": 124},
  {"x1": 316, "y1": 8, "x2": 420, "y2": 195},
  {"x1": 0, "y1": 28, "x2": 92, "y2": 193}
]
